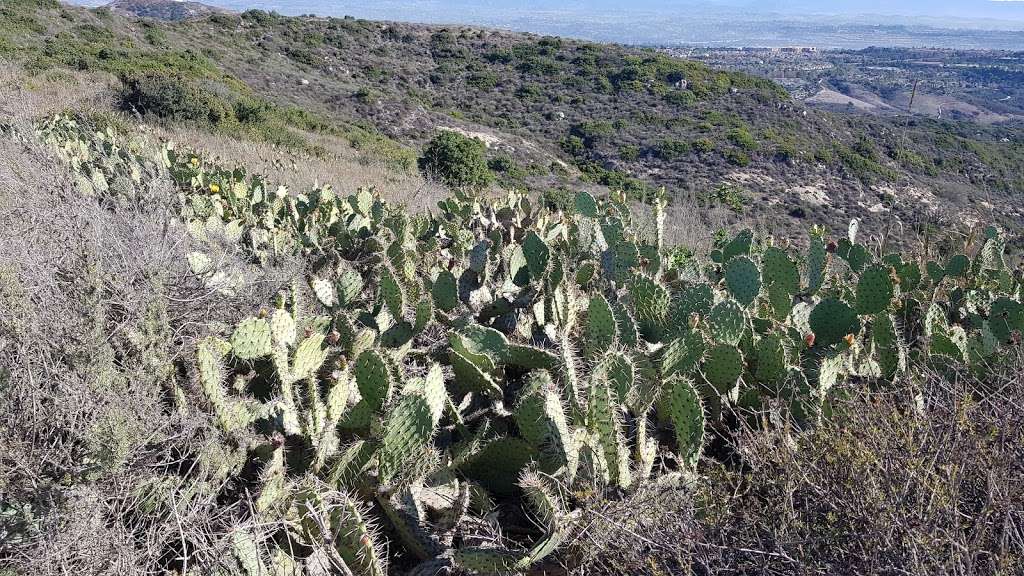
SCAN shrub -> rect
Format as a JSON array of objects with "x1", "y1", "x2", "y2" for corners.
[
  {"x1": 541, "y1": 187, "x2": 575, "y2": 211},
  {"x1": 619, "y1": 144, "x2": 640, "y2": 161},
  {"x1": 467, "y1": 71, "x2": 498, "y2": 90},
  {"x1": 692, "y1": 137, "x2": 714, "y2": 154},
  {"x1": 418, "y1": 130, "x2": 493, "y2": 191},
  {"x1": 241, "y1": 9, "x2": 277, "y2": 25},
  {"x1": 570, "y1": 120, "x2": 615, "y2": 148},
  {"x1": 515, "y1": 83, "x2": 543, "y2": 100},
  {"x1": 121, "y1": 72, "x2": 233, "y2": 125},
  {"x1": 710, "y1": 183, "x2": 745, "y2": 212},
  {"x1": 354, "y1": 86, "x2": 377, "y2": 104},
  {"x1": 726, "y1": 126, "x2": 758, "y2": 151},
  {"x1": 559, "y1": 134, "x2": 586, "y2": 157},
  {"x1": 656, "y1": 139, "x2": 690, "y2": 161},
  {"x1": 725, "y1": 148, "x2": 751, "y2": 166},
  {"x1": 517, "y1": 57, "x2": 559, "y2": 76},
  {"x1": 663, "y1": 89, "x2": 696, "y2": 107}
]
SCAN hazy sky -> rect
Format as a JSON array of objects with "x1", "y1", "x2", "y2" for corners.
[
  {"x1": 201, "y1": 0, "x2": 1024, "y2": 22},
  {"x1": 77, "y1": 0, "x2": 1024, "y2": 21}
]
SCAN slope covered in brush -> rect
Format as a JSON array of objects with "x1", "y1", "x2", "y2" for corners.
[{"x1": 2, "y1": 0, "x2": 1023, "y2": 243}]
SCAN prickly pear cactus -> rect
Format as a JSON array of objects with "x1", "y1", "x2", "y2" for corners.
[{"x1": 37, "y1": 113, "x2": 1023, "y2": 575}]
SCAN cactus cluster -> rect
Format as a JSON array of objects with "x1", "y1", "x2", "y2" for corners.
[{"x1": 38, "y1": 114, "x2": 1024, "y2": 575}]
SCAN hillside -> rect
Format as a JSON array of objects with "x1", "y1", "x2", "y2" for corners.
[
  {"x1": 106, "y1": 0, "x2": 231, "y2": 21},
  {"x1": 2, "y1": 1, "x2": 1023, "y2": 245},
  {"x1": 2, "y1": 2, "x2": 1024, "y2": 576}
]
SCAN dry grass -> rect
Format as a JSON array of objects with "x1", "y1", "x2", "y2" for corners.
[
  {"x1": 694, "y1": 359, "x2": 1024, "y2": 575},
  {"x1": 148, "y1": 123, "x2": 449, "y2": 213},
  {"x1": 0, "y1": 66, "x2": 119, "y2": 122},
  {"x1": 0, "y1": 120, "x2": 295, "y2": 576},
  {"x1": 0, "y1": 64, "x2": 447, "y2": 215},
  {"x1": 553, "y1": 359, "x2": 1024, "y2": 576}
]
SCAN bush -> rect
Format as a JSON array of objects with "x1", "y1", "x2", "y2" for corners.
[
  {"x1": 726, "y1": 126, "x2": 758, "y2": 151},
  {"x1": 691, "y1": 137, "x2": 714, "y2": 154},
  {"x1": 467, "y1": 71, "x2": 498, "y2": 90},
  {"x1": 353, "y1": 86, "x2": 377, "y2": 104},
  {"x1": 619, "y1": 144, "x2": 640, "y2": 161},
  {"x1": 418, "y1": 130, "x2": 493, "y2": 191},
  {"x1": 725, "y1": 148, "x2": 751, "y2": 166},
  {"x1": 541, "y1": 187, "x2": 575, "y2": 211},
  {"x1": 663, "y1": 89, "x2": 696, "y2": 107},
  {"x1": 656, "y1": 139, "x2": 690, "y2": 161},
  {"x1": 121, "y1": 72, "x2": 233, "y2": 125}
]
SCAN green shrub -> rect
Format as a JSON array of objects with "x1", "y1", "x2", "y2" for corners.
[
  {"x1": 570, "y1": 120, "x2": 615, "y2": 148},
  {"x1": 241, "y1": 9, "x2": 277, "y2": 25},
  {"x1": 692, "y1": 138, "x2": 714, "y2": 154},
  {"x1": 515, "y1": 83, "x2": 543, "y2": 101},
  {"x1": 657, "y1": 139, "x2": 690, "y2": 161},
  {"x1": 467, "y1": 71, "x2": 498, "y2": 90},
  {"x1": 619, "y1": 144, "x2": 640, "y2": 161},
  {"x1": 418, "y1": 130, "x2": 494, "y2": 191},
  {"x1": 354, "y1": 87, "x2": 377, "y2": 104},
  {"x1": 710, "y1": 183, "x2": 746, "y2": 212},
  {"x1": 726, "y1": 126, "x2": 758, "y2": 151},
  {"x1": 517, "y1": 57, "x2": 560, "y2": 76},
  {"x1": 725, "y1": 148, "x2": 751, "y2": 166},
  {"x1": 559, "y1": 135, "x2": 586, "y2": 157},
  {"x1": 664, "y1": 89, "x2": 696, "y2": 107},
  {"x1": 541, "y1": 187, "x2": 575, "y2": 211},
  {"x1": 430, "y1": 30, "x2": 469, "y2": 60},
  {"x1": 121, "y1": 73, "x2": 233, "y2": 125}
]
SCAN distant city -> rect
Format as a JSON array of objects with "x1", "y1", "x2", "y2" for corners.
[{"x1": 73, "y1": 0, "x2": 1024, "y2": 50}]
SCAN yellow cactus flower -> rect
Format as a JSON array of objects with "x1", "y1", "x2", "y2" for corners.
[
  {"x1": 209, "y1": 183, "x2": 220, "y2": 193},
  {"x1": 190, "y1": 157, "x2": 199, "y2": 166}
]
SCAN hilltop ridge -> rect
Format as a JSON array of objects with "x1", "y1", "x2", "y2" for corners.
[{"x1": 104, "y1": 0, "x2": 231, "y2": 21}]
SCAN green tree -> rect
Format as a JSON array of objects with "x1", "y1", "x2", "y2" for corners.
[{"x1": 418, "y1": 130, "x2": 494, "y2": 191}]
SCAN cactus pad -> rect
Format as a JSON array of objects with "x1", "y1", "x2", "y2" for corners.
[
  {"x1": 516, "y1": 371, "x2": 577, "y2": 479},
  {"x1": 270, "y1": 309, "x2": 297, "y2": 347},
  {"x1": 989, "y1": 297, "x2": 1024, "y2": 343},
  {"x1": 754, "y1": 334, "x2": 787, "y2": 386},
  {"x1": 379, "y1": 265, "x2": 405, "y2": 319},
  {"x1": 336, "y1": 268, "x2": 364, "y2": 306},
  {"x1": 523, "y1": 231, "x2": 550, "y2": 279},
  {"x1": 662, "y1": 331, "x2": 707, "y2": 379},
  {"x1": 584, "y1": 294, "x2": 618, "y2": 357},
  {"x1": 506, "y1": 344, "x2": 559, "y2": 371},
  {"x1": 311, "y1": 278, "x2": 336, "y2": 308},
  {"x1": 809, "y1": 298, "x2": 860, "y2": 348},
  {"x1": 873, "y1": 313, "x2": 906, "y2": 379},
  {"x1": 290, "y1": 332, "x2": 325, "y2": 381},
  {"x1": 587, "y1": 380, "x2": 632, "y2": 488},
  {"x1": 629, "y1": 273, "x2": 670, "y2": 342},
  {"x1": 708, "y1": 299, "x2": 746, "y2": 346},
  {"x1": 230, "y1": 317, "x2": 272, "y2": 360},
  {"x1": 703, "y1": 344, "x2": 745, "y2": 394},
  {"x1": 355, "y1": 349, "x2": 392, "y2": 411},
  {"x1": 666, "y1": 377, "x2": 705, "y2": 469},
  {"x1": 805, "y1": 234, "x2": 828, "y2": 294},
  {"x1": 431, "y1": 270, "x2": 459, "y2": 312},
  {"x1": 856, "y1": 265, "x2": 894, "y2": 315},
  {"x1": 725, "y1": 256, "x2": 762, "y2": 307},
  {"x1": 762, "y1": 247, "x2": 800, "y2": 295},
  {"x1": 379, "y1": 392, "x2": 436, "y2": 483},
  {"x1": 575, "y1": 191, "x2": 599, "y2": 217},
  {"x1": 461, "y1": 437, "x2": 538, "y2": 497}
]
